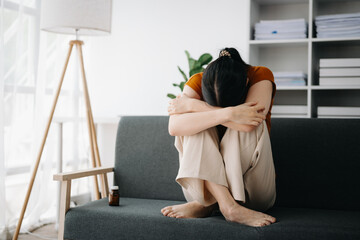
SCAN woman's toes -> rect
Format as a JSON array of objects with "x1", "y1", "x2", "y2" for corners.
[
  {"x1": 264, "y1": 220, "x2": 271, "y2": 226},
  {"x1": 162, "y1": 206, "x2": 170, "y2": 212},
  {"x1": 163, "y1": 209, "x2": 171, "y2": 216},
  {"x1": 262, "y1": 214, "x2": 274, "y2": 222},
  {"x1": 266, "y1": 216, "x2": 276, "y2": 223},
  {"x1": 258, "y1": 221, "x2": 267, "y2": 227}
]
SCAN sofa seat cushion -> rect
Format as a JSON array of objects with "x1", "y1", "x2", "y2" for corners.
[
  {"x1": 64, "y1": 198, "x2": 259, "y2": 240},
  {"x1": 64, "y1": 198, "x2": 360, "y2": 240},
  {"x1": 265, "y1": 207, "x2": 360, "y2": 240}
]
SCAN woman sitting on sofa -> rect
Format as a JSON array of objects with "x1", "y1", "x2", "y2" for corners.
[{"x1": 161, "y1": 48, "x2": 277, "y2": 227}]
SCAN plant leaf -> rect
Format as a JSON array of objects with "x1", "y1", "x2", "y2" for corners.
[
  {"x1": 188, "y1": 59, "x2": 196, "y2": 73},
  {"x1": 198, "y1": 53, "x2": 212, "y2": 66},
  {"x1": 185, "y1": 50, "x2": 191, "y2": 61},
  {"x1": 193, "y1": 61, "x2": 201, "y2": 70},
  {"x1": 180, "y1": 82, "x2": 185, "y2": 91},
  {"x1": 190, "y1": 67, "x2": 203, "y2": 77},
  {"x1": 167, "y1": 93, "x2": 176, "y2": 99},
  {"x1": 173, "y1": 83, "x2": 179, "y2": 87},
  {"x1": 186, "y1": 51, "x2": 197, "y2": 72},
  {"x1": 177, "y1": 66, "x2": 188, "y2": 82}
]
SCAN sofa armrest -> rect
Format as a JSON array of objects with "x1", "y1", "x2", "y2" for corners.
[
  {"x1": 54, "y1": 166, "x2": 114, "y2": 240},
  {"x1": 53, "y1": 166, "x2": 114, "y2": 181}
]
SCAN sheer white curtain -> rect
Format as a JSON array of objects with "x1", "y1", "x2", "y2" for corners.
[
  {"x1": 0, "y1": 0, "x2": 92, "y2": 239},
  {"x1": 0, "y1": 2, "x2": 6, "y2": 238}
]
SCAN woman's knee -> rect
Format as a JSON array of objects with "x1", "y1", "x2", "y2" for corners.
[
  {"x1": 175, "y1": 127, "x2": 221, "y2": 154},
  {"x1": 184, "y1": 127, "x2": 219, "y2": 142}
]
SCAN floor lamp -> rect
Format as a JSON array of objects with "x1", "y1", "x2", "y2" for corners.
[{"x1": 12, "y1": 1, "x2": 112, "y2": 239}]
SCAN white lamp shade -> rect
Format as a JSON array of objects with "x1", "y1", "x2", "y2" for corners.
[{"x1": 41, "y1": 0, "x2": 112, "y2": 36}]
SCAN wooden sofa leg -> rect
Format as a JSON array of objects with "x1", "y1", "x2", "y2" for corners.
[{"x1": 58, "y1": 180, "x2": 71, "y2": 240}]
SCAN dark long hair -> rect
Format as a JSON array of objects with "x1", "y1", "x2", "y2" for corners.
[{"x1": 202, "y1": 48, "x2": 250, "y2": 108}]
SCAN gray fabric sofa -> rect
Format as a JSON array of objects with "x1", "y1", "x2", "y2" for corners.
[{"x1": 63, "y1": 116, "x2": 360, "y2": 240}]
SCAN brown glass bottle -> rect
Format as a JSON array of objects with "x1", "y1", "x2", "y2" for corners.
[{"x1": 109, "y1": 186, "x2": 119, "y2": 206}]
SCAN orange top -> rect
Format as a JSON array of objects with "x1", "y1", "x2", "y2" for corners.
[{"x1": 185, "y1": 66, "x2": 276, "y2": 133}]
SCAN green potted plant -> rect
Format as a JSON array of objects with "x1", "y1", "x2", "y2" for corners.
[{"x1": 167, "y1": 50, "x2": 212, "y2": 99}]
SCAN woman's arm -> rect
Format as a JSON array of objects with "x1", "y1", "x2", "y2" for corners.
[
  {"x1": 183, "y1": 82, "x2": 273, "y2": 114},
  {"x1": 242, "y1": 80, "x2": 273, "y2": 131},
  {"x1": 168, "y1": 102, "x2": 265, "y2": 136},
  {"x1": 168, "y1": 81, "x2": 272, "y2": 134},
  {"x1": 168, "y1": 108, "x2": 231, "y2": 136}
]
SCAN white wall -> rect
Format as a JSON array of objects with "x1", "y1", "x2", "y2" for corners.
[
  {"x1": 85, "y1": 0, "x2": 250, "y2": 171},
  {"x1": 86, "y1": 0, "x2": 250, "y2": 117}
]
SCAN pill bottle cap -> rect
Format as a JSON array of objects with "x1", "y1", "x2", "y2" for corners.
[{"x1": 111, "y1": 186, "x2": 119, "y2": 190}]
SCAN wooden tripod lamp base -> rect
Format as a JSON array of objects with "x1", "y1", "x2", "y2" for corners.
[{"x1": 12, "y1": 40, "x2": 109, "y2": 240}]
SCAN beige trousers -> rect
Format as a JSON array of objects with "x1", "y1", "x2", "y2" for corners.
[{"x1": 175, "y1": 121, "x2": 276, "y2": 212}]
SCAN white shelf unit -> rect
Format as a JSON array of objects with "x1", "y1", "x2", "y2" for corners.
[{"x1": 249, "y1": 0, "x2": 360, "y2": 118}]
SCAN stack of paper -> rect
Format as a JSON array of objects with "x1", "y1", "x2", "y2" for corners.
[
  {"x1": 318, "y1": 106, "x2": 360, "y2": 118},
  {"x1": 254, "y1": 18, "x2": 307, "y2": 40},
  {"x1": 272, "y1": 105, "x2": 307, "y2": 117},
  {"x1": 273, "y1": 71, "x2": 307, "y2": 86},
  {"x1": 319, "y1": 58, "x2": 360, "y2": 85},
  {"x1": 315, "y1": 12, "x2": 360, "y2": 38}
]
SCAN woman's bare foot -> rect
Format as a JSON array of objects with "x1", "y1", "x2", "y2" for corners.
[
  {"x1": 221, "y1": 203, "x2": 276, "y2": 227},
  {"x1": 161, "y1": 201, "x2": 215, "y2": 219}
]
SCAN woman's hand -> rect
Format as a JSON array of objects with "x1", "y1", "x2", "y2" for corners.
[
  {"x1": 168, "y1": 94, "x2": 193, "y2": 115},
  {"x1": 228, "y1": 102, "x2": 266, "y2": 126}
]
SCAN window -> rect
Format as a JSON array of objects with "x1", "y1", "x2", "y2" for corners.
[{"x1": 2, "y1": 0, "x2": 40, "y2": 174}]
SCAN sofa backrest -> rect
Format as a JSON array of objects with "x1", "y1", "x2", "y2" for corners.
[
  {"x1": 270, "y1": 118, "x2": 360, "y2": 211},
  {"x1": 114, "y1": 116, "x2": 185, "y2": 201},
  {"x1": 114, "y1": 116, "x2": 360, "y2": 210}
]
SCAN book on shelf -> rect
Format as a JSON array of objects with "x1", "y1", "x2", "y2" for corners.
[
  {"x1": 275, "y1": 80, "x2": 306, "y2": 86},
  {"x1": 254, "y1": 33, "x2": 307, "y2": 40},
  {"x1": 272, "y1": 114, "x2": 307, "y2": 118},
  {"x1": 319, "y1": 77, "x2": 360, "y2": 86},
  {"x1": 316, "y1": 25, "x2": 360, "y2": 32},
  {"x1": 319, "y1": 68, "x2": 360, "y2": 77},
  {"x1": 273, "y1": 71, "x2": 307, "y2": 78},
  {"x1": 315, "y1": 12, "x2": 360, "y2": 38},
  {"x1": 319, "y1": 58, "x2": 360, "y2": 68},
  {"x1": 318, "y1": 115, "x2": 360, "y2": 119},
  {"x1": 317, "y1": 32, "x2": 360, "y2": 38},
  {"x1": 254, "y1": 18, "x2": 307, "y2": 40},
  {"x1": 272, "y1": 105, "x2": 307, "y2": 115},
  {"x1": 317, "y1": 106, "x2": 360, "y2": 116},
  {"x1": 274, "y1": 71, "x2": 307, "y2": 86},
  {"x1": 315, "y1": 12, "x2": 360, "y2": 21}
]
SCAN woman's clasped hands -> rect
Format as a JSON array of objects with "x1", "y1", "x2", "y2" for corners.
[
  {"x1": 228, "y1": 102, "x2": 266, "y2": 126},
  {"x1": 168, "y1": 94, "x2": 193, "y2": 115}
]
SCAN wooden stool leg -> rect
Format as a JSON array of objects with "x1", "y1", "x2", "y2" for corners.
[{"x1": 12, "y1": 42, "x2": 74, "y2": 240}]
